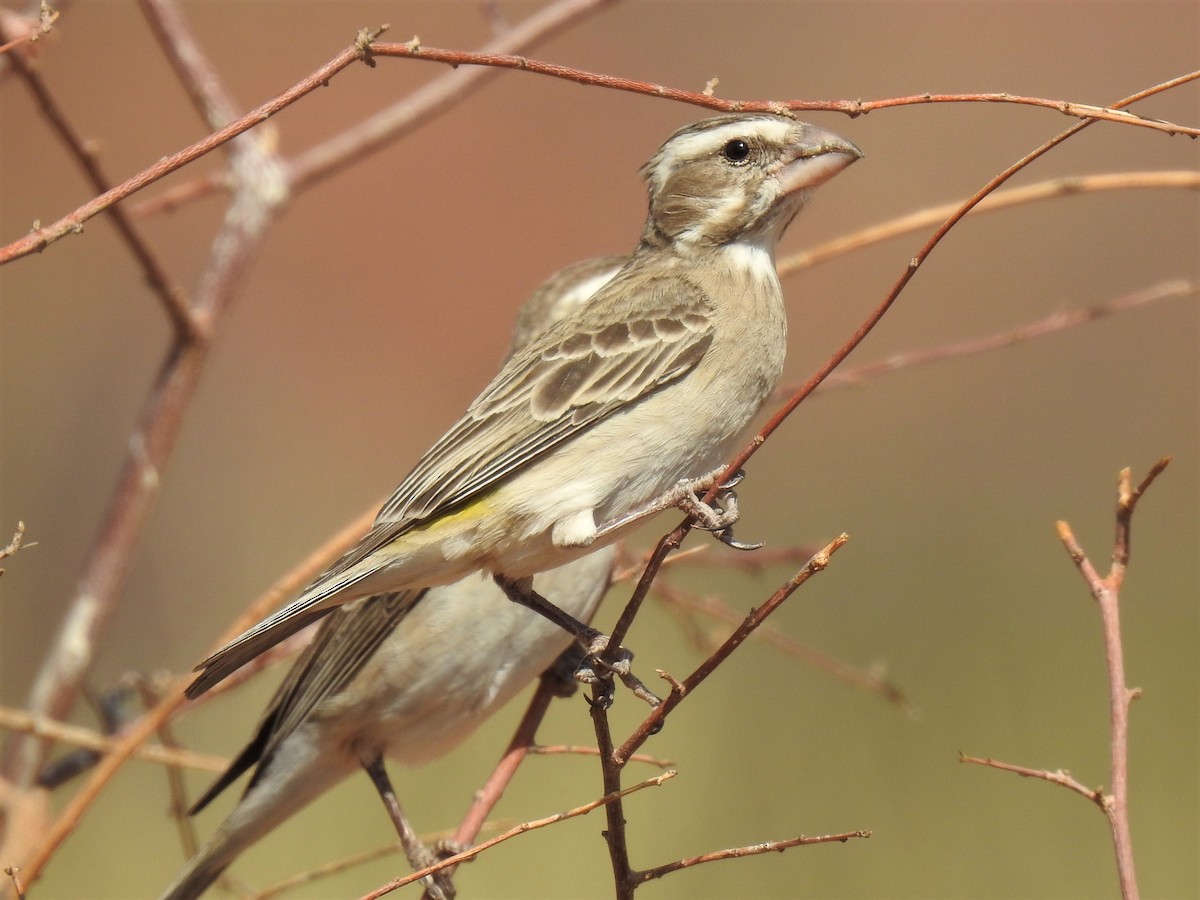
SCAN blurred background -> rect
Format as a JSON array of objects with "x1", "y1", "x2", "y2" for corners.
[{"x1": 1, "y1": 1, "x2": 1196, "y2": 897}]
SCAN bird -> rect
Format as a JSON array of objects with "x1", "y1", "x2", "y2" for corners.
[
  {"x1": 187, "y1": 113, "x2": 862, "y2": 699},
  {"x1": 160, "y1": 257, "x2": 626, "y2": 900}
]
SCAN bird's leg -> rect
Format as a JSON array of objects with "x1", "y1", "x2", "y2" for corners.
[
  {"x1": 592, "y1": 467, "x2": 762, "y2": 550},
  {"x1": 673, "y1": 468, "x2": 764, "y2": 552},
  {"x1": 361, "y1": 756, "x2": 456, "y2": 900},
  {"x1": 494, "y1": 575, "x2": 642, "y2": 710}
]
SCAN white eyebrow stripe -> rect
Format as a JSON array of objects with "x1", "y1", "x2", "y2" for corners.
[{"x1": 664, "y1": 118, "x2": 793, "y2": 162}]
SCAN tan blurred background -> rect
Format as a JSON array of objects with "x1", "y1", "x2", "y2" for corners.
[{"x1": 1, "y1": 1, "x2": 1197, "y2": 897}]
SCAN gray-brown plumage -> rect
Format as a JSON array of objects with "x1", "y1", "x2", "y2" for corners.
[{"x1": 190, "y1": 113, "x2": 861, "y2": 697}]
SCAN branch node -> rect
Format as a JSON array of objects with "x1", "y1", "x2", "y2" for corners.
[{"x1": 354, "y1": 24, "x2": 390, "y2": 66}]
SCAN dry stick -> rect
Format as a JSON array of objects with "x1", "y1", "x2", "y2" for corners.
[
  {"x1": 10, "y1": 509, "x2": 373, "y2": 889},
  {"x1": 652, "y1": 579, "x2": 911, "y2": 712},
  {"x1": 805, "y1": 279, "x2": 1197, "y2": 399},
  {"x1": 0, "y1": 706, "x2": 226, "y2": 773},
  {"x1": 1, "y1": 137, "x2": 287, "y2": 788},
  {"x1": 958, "y1": 755, "x2": 1106, "y2": 810},
  {"x1": 528, "y1": 745, "x2": 672, "y2": 768},
  {"x1": 287, "y1": 0, "x2": 620, "y2": 193},
  {"x1": 4, "y1": 0, "x2": 614, "y2": 833},
  {"x1": 360, "y1": 772, "x2": 677, "y2": 900},
  {"x1": 250, "y1": 825, "x2": 477, "y2": 900},
  {"x1": 779, "y1": 170, "x2": 1200, "y2": 275},
  {"x1": 961, "y1": 460, "x2": 1168, "y2": 900},
  {"x1": 595, "y1": 537, "x2": 849, "y2": 898},
  {"x1": 369, "y1": 42, "x2": 1200, "y2": 137},
  {"x1": 0, "y1": 40, "x2": 366, "y2": 266},
  {"x1": 131, "y1": 678, "x2": 203, "y2": 858},
  {"x1": 139, "y1": 0, "x2": 242, "y2": 131},
  {"x1": 0, "y1": 522, "x2": 31, "y2": 571},
  {"x1": 1056, "y1": 462, "x2": 1167, "y2": 899},
  {"x1": 0, "y1": 868, "x2": 22, "y2": 900},
  {"x1": 447, "y1": 676, "x2": 558, "y2": 850},
  {"x1": 127, "y1": 0, "x2": 620, "y2": 216},
  {"x1": 0, "y1": 2, "x2": 57, "y2": 60},
  {"x1": 0, "y1": 10, "x2": 196, "y2": 337},
  {"x1": 634, "y1": 830, "x2": 872, "y2": 886}
]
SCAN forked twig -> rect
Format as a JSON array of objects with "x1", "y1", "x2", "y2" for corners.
[{"x1": 962, "y1": 460, "x2": 1169, "y2": 900}]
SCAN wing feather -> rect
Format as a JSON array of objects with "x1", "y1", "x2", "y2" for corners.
[{"x1": 317, "y1": 270, "x2": 715, "y2": 583}]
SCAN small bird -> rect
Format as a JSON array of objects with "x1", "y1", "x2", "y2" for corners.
[
  {"x1": 160, "y1": 257, "x2": 626, "y2": 900},
  {"x1": 189, "y1": 113, "x2": 862, "y2": 697}
]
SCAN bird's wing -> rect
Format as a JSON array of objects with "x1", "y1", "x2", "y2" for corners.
[
  {"x1": 189, "y1": 590, "x2": 424, "y2": 812},
  {"x1": 324, "y1": 268, "x2": 715, "y2": 580},
  {"x1": 189, "y1": 268, "x2": 713, "y2": 697}
]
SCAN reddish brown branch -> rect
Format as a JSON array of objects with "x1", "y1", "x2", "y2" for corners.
[
  {"x1": 619, "y1": 535, "x2": 849, "y2": 764},
  {"x1": 9, "y1": 506, "x2": 374, "y2": 889},
  {"x1": 0, "y1": 11, "x2": 197, "y2": 336},
  {"x1": 360, "y1": 772, "x2": 677, "y2": 899},
  {"x1": 634, "y1": 830, "x2": 872, "y2": 885},
  {"x1": 964, "y1": 461, "x2": 1169, "y2": 900},
  {"x1": 0, "y1": 41, "x2": 365, "y2": 266},
  {"x1": 781, "y1": 171, "x2": 1200, "y2": 275},
  {"x1": 371, "y1": 41, "x2": 1200, "y2": 136},
  {"x1": 960, "y1": 754, "x2": 1106, "y2": 810},
  {"x1": 653, "y1": 579, "x2": 911, "y2": 711},
  {"x1": 798, "y1": 280, "x2": 1196, "y2": 399}
]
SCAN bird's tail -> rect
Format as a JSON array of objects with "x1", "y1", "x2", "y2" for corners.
[
  {"x1": 158, "y1": 725, "x2": 354, "y2": 899},
  {"x1": 158, "y1": 828, "x2": 242, "y2": 900}
]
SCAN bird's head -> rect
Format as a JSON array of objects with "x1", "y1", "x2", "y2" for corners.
[{"x1": 639, "y1": 113, "x2": 861, "y2": 252}]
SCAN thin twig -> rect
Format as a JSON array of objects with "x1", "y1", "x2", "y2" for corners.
[
  {"x1": 634, "y1": 829, "x2": 872, "y2": 885},
  {"x1": 959, "y1": 754, "x2": 1106, "y2": 810},
  {"x1": 0, "y1": 0, "x2": 56, "y2": 57},
  {"x1": 1, "y1": 867, "x2": 23, "y2": 900},
  {"x1": 10, "y1": 506, "x2": 373, "y2": 889},
  {"x1": 964, "y1": 461, "x2": 1169, "y2": 900},
  {"x1": 619, "y1": 535, "x2": 849, "y2": 764},
  {"x1": 360, "y1": 772, "x2": 677, "y2": 899},
  {"x1": 250, "y1": 824, "x2": 480, "y2": 900},
  {"x1": 131, "y1": 676, "x2": 202, "y2": 858},
  {"x1": 0, "y1": 522, "x2": 33, "y2": 574},
  {"x1": 528, "y1": 745, "x2": 673, "y2": 768},
  {"x1": 799, "y1": 280, "x2": 1197, "y2": 399},
  {"x1": 370, "y1": 42, "x2": 1200, "y2": 137},
  {"x1": 780, "y1": 170, "x2": 1200, "y2": 275},
  {"x1": 0, "y1": 11, "x2": 196, "y2": 336},
  {"x1": 0, "y1": 706, "x2": 226, "y2": 773},
  {"x1": 591, "y1": 537, "x2": 849, "y2": 899},
  {"x1": 288, "y1": 0, "x2": 619, "y2": 192},
  {"x1": 652, "y1": 579, "x2": 911, "y2": 711},
  {"x1": 0, "y1": 42, "x2": 365, "y2": 266}
]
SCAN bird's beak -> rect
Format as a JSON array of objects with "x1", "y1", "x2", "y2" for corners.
[{"x1": 778, "y1": 124, "x2": 863, "y2": 195}]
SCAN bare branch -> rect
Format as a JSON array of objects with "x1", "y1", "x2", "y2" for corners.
[
  {"x1": 0, "y1": 706, "x2": 226, "y2": 773},
  {"x1": 969, "y1": 461, "x2": 1169, "y2": 900},
  {"x1": 780, "y1": 171, "x2": 1200, "y2": 275},
  {"x1": 10, "y1": 504, "x2": 373, "y2": 889},
  {"x1": 795, "y1": 280, "x2": 1196, "y2": 399},
  {"x1": 960, "y1": 754, "x2": 1106, "y2": 810},
  {"x1": 370, "y1": 42, "x2": 1200, "y2": 136},
  {"x1": 0, "y1": 42, "x2": 363, "y2": 265},
  {"x1": 618, "y1": 535, "x2": 850, "y2": 764},
  {"x1": 360, "y1": 772, "x2": 677, "y2": 899},
  {"x1": 653, "y1": 579, "x2": 911, "y2": 711},
  {"x1": 634, "y1": 829, "x2": 872, "y2": 885}
]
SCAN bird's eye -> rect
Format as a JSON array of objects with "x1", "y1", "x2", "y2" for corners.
[{"x1": 721, "y1": 138, "x2": 751, "y2": 163}]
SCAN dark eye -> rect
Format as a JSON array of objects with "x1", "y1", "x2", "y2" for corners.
[{"x1": 721, "y1": 138, "x2": 751, "y2": 162}]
